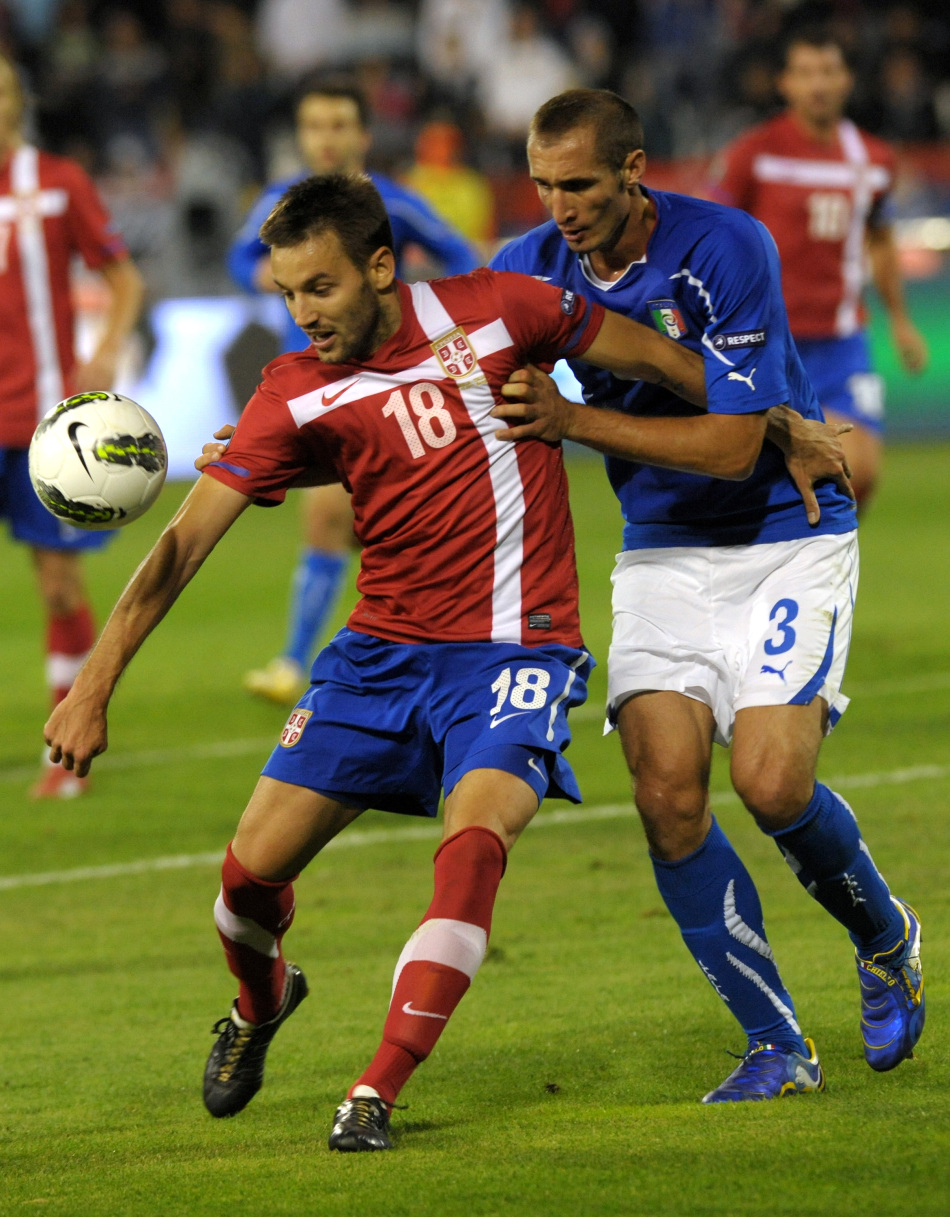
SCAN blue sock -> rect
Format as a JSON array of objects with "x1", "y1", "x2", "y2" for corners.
[
  {"x1": 652, "y1": 818, "x2": 807, "y2": 1054},
  {"x1": 284, "y1": 548, "x2": 348, "y2": 671},
  {"x1": 768, "y1": 783, "x2": 904, "y2": 957}
]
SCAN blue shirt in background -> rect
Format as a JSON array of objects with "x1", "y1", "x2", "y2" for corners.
[{"x1": 229, "y1": 170, "x2": 481, "y2": 353}]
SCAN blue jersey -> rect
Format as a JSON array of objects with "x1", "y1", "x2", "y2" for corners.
[
  {"x1": 491, "y1": 188, "x2": 856, "y2": 548},
  {"x1": 229, "y1": 171, "x2": 481, "y2": 353}
]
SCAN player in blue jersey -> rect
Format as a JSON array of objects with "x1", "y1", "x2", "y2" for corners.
[
  {"x1": 229, "y1": 76, "x2": 481, "y2": 705},
  {"x1": 491, "y1": 89, "x2": 924, "y2": 1102}
]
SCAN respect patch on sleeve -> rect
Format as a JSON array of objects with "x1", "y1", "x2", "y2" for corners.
[{"x1": 712, "y1": 329, "x2": 767, "y2": 351}]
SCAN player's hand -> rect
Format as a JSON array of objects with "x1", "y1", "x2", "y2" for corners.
[
  {"x1": 44, "y1": 686, "x2": 108, "y2": 778},
  {"x1": 780, "y1": 415, "x2": 855, "y2": 526},
  {"x1": 194, "y1": 425, "x2": 236, "y2": 472},
  {"x1": 491, "y1": 365, "x2": 576, "y2": 443},
  {"x1": 892, "y1": 317, "x2": 928, "y2": 375},
  {"x1": 73, "y1": 348, "x2": 120, "y2": 393}
]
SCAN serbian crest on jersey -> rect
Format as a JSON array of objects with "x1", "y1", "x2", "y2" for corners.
[
  {"x1": 649, "y1": 299, "x2": 688, "y2": 340},
  {"x1": 280, "y1": 708, "x2": 312, "y2": 748},
  {"x1": 432, "y1": 326, "x2": 479, "y2": 379}
]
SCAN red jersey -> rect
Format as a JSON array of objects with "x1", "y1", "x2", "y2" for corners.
[
  {"x1": 711, "y1": 113, "x2": 896, "y2": 339},
  {"x1": 0, "y1": 144, "x2": 128, "y2": 447},
  {"x1": 206, "y1": 271, "x2": 605, "y2": 648}
]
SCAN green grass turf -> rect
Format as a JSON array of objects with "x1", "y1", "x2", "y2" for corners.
[{"x1": 1, "y1": 448, "x2": 948, "y2": 1215}]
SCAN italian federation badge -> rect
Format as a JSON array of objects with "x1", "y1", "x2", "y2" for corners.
[{"x1": 649, "y1": 299, "x2": 688, "y2": 340}]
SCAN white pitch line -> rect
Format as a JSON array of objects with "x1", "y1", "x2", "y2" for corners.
[{"x1": 0, "y1": 762, "x2": 946, "y2": 894}]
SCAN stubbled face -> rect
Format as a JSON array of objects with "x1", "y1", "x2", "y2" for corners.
[
  {"x1": 527, "y1": 127, "x2": 631, "y2": 255},
  {"x1": 296, "y1": 95, "x2": 371, "y2": 175},
  {"x1": 779, "y1": 44, "x2": 853, "y2": 127},
  {"x1": 0, "y1": 61, "x2": 23, "y2": 150},
  {"x1": 271, "y1": 228, "x2": 387, "y2": 364}
]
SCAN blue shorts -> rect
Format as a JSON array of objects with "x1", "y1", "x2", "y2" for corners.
[
  {"x1": 796, "y1": 332, "x2": 885, "y2": 434},
  {"x1": 263, "y1": 627, "x2": 594, "y2": 818},
  {"x1": 0, "y1": 448, "x2": 115, "y2": 551}
]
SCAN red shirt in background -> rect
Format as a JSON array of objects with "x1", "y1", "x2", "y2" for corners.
[
  {"x1": 710, "y1": 113, "x2": 896, "y2": 340},
  {"x1": 0, "y1": 144, "x2": 128, "y2": 447}
]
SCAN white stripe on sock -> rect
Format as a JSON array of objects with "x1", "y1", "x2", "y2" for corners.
[
  {"x1": 391, "y1": 917, "x2": 487, "y2": 994},
  {"x1": 213, "y1": 890, "x2": 279, "y2": 958},
  {"x1": 46, "y1": 652, "x2": 89, "y2": 690},
  {"x1": 726, "y1": 951, "x2": 801, "y2": 1037}
]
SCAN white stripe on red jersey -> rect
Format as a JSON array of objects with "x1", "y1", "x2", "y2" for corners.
[
  {"x1": 0, "y1": 145, "x2": 127, "y2": 448},
  {"x1": 10, "y1": 147, "x2": 64, "y2": 417},
  {"x1": 206, "y1": 270, "x2": 605, "y2": 648}
]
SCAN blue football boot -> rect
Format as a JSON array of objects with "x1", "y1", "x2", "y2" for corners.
[
  {"x1": 857, "y1": 897, "x2": 924, "y2": 1072},
  {"x1": 702, "y1": 1038, "x2": 825, "y2": 1104}
]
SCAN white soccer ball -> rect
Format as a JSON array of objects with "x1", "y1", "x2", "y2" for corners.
[{"x1": 28, "y1": 391, "x2": 168, "y2": 530}]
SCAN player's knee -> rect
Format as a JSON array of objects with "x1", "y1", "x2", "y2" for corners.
[
  {"x1": 732, "y1": 764, "x2": 812, "y2": 829},
  {"x1": 633, "y1": 775, "x2": 707, "y2": 853}
]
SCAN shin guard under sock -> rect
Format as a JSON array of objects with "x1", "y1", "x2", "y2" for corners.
[
  {"x1": 351, "y1": 826, "x2": 507, "y2": 1105},
  {"x1": 652, "y1": 818, "x2": 806, "y2": 1053},
  {"x1": 768, "y1": 783, "x2": 904, "y2": 955},
  {"x1": 47, "y1": 604, "x2": 95, "y2": 706},
  {"x1": 285, "y1": 548, "x2": 348, "y2": 671},
  {"x1": 214, "y1": 843, "x2": 297, "y2": 1024}
]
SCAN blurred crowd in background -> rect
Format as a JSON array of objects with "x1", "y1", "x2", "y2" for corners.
[{"x1": 4, "y1": 0, "x2": 950, "y2": 295}]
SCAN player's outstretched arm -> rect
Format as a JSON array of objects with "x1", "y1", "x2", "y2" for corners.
[
  {"x1": 867, "y1": 223, "x2": 928, "y2": 375},
  {"x1": 495, "y1": 364, "x2": 767, "y2": 481},
  {"x1": 44, "y1": 476, "x2": 251, "y2": 776},
  {"x1": 583, "y1": 310, "x2": 707, "y2": 407}
]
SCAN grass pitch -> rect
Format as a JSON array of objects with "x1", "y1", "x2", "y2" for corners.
[{"x1": 1, "y1": 448, "x2": 948, "y2": 1216}]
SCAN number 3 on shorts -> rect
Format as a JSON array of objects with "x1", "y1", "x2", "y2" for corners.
[
  {"x1": 490, "y1": 667, "x2": 551, "y2": 714},
  {"x1": 764, "y1": 598, "x2": 799, "y2": 656}
]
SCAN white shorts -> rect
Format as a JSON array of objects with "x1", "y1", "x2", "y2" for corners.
[{"x1": 607, "y1": 531, "x2": 859, "y2": 747}]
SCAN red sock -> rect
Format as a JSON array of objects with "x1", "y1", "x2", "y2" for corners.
[
  {"x1": 214, "y1": 843, "x2": 297, "y2": 1025},
  {"x1": 47, "y1": 604, "x2": 95, "y2": 706},
  {"x1": 351, "y1": 826, "x2": 507, "y2": 1105}
]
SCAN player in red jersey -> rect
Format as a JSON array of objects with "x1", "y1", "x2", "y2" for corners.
[
  {"x1": 711, "y1": 28, "x2": 927, "y2": 509},
  {"x1": 44, "y1": 174, "x2": 840, "y2": 1151},
  {"x1": 0, "y1": 53, "x2": 144, "y2": 798}
]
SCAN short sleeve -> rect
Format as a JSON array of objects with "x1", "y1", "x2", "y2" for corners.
[
  {"x1": 62, "y1": 162, "x2": 128, "y2": 268},
  {"x1": 868, "y1": 144, "x2": 899, "y2": 230},
  {"x1": 687, "y1": 217, "x2": 789, "y2": 415},
  {"x1": 203, "y1": 376, "x2": 328, "y2": 505},
  {"x1": 707, "y1": 135, "x2": 757, "y2": 212},
  {"x1": 490, "y1": 271, "x2": 605, "y2": 365}
]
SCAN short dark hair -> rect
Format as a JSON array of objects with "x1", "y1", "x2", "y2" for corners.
[
  {"x1": 295, "y1": 73, "x2": 370, "y2": 128},
  {"x1": 783, "y1": 25, "x2": 852, "y2": 70},
  {"x1": 529, "y1": 89, "x2": 644, "y2": 171},
  {"x1": 259, "y1": 173, "x2": 394, "y2": 267}
]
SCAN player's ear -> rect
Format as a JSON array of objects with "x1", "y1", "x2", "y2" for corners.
[
  {"x1": 621, "y1": 149, "x2": 646, "y2": 192},
  {"x1": 368, "y1": 246, "x2": 396, "y2": 290}
]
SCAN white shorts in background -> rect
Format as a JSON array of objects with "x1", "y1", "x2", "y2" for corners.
[{"x1": 607, "y1": 531, "x2": 859, "y2": 747}]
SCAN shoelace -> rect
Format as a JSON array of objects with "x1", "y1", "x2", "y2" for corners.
[
  {"x1": 210, "y1": 1017, "x2": 256, "y2": 1081},
  {"x1": 337, "y1": 1098, "x2": 388, "y2": 1129}
]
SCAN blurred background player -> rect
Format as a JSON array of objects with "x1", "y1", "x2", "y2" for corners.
[
  {"x1": 228, "y1": 75, "x2": 481, "y2": 705},
  {"x1": 711, "y1": 26, "x2": 928, "y2": 512},
  {"x1": 0, "y1": 52, "x2": 144, "y2": 799}
]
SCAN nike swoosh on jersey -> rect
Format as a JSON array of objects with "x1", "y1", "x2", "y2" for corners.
[
  {"x1": 322, "y1": 377, "x2": 361, "y2": 407},
  {"x1": 527, "y1": 757, "x2": 544, "y2": 777},
  {"x1": 402, "y1": 1001, "x2": 448, "y2": 1020},
  {"x1": 490, "y1": 710, "x2": 531, "y2": 728}
]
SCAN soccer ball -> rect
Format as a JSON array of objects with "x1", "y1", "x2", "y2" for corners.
[{"x1": 29, "y1": 391, "x2": 168, "y2": 530}]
